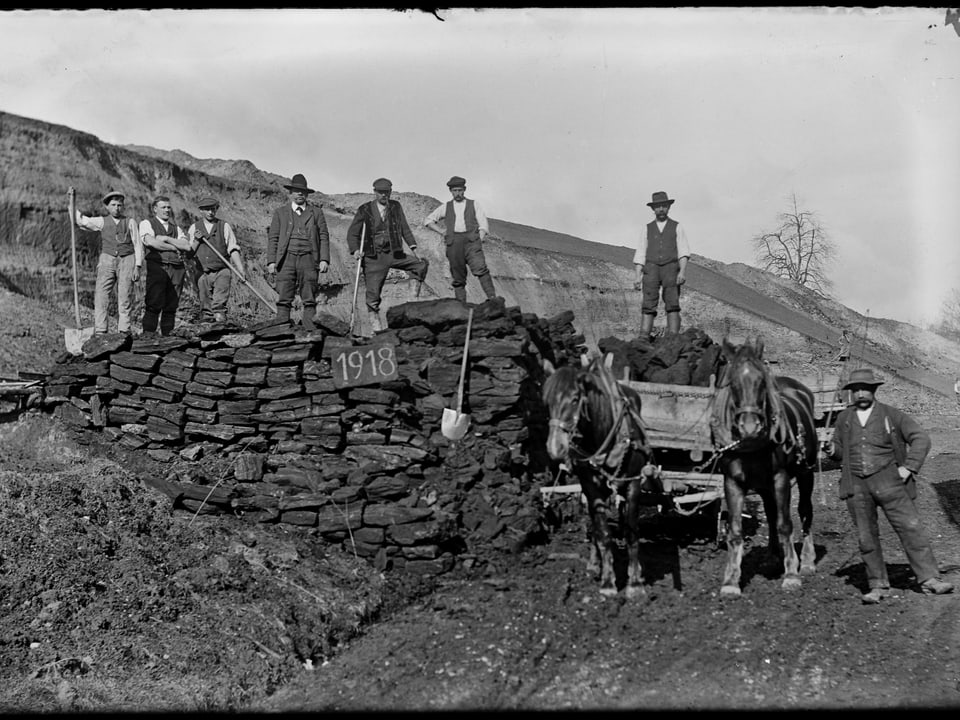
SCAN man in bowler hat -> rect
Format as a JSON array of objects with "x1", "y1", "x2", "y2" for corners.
[
  {"x1": 633, "y1": 190, "x2": 690, "y2": 337},
  {"x1": 346, "y1": 178, "x2": 428, "y2": 333},
  {"x1": 823, "y1": 368, "x2": 954, "y2": 603},
  {"x1": 423, "y1": 175, "x2": 498, "y2": 303},
  {"x1": 266, "y1": 173, "x2": 329, "y2": 329}
]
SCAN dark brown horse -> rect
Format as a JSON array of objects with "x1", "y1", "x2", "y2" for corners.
[
  {"x1": 711, "y1": 337, "x2": 818, "y2": 596},
  {"x1": 542, "y1": 353, "x2": 663, "y2": 598}
]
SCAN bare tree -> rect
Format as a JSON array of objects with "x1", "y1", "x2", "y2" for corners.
[
  {"x1": 752, "y1": 193, "x2": 835, "y2": 294},
  {"x1": 932, "y1": 287, "x2": 960, "y2": 342}
]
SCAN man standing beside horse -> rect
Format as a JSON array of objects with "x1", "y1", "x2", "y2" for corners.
[{"x1": 823, "y1": 368, "x2": 954, "y2": 604}]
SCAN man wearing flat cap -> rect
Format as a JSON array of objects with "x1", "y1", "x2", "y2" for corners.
[
  {"x1": 266, "y1": 173, "x2": 330, "y2": 329},
  {"x1": 633, "y1": 190, "x2": 691, "y2": 337},
  {"x1": 823, "y1": 368, "x2": 954, "y2": 603},
  {"x1": 188, "y1": 197, "x2": 245, "y2": 323},
  {"x1": 69, "y1": 186, "x2": 144, "y2": 335},
  {"x1": 346, "y1": 178, "x2": 428, "y2": 333},
  {"x1": 424, "y1": 175, "x2": 499, "y2": 303}
]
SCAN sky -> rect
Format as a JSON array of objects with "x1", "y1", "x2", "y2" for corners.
[{"x1": 1, "y1": 7, "x2": 958, "y2": 326}]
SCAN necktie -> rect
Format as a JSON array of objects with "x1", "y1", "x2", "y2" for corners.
[{"x1": 296, "y1": 207, "x2": 303, "y2": 216}]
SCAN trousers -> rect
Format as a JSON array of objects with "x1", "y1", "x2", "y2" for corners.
[
  {"x1": 94, "y1": 252, "x2": 138, "y2": 333},
  {"x1": 845, "y1": 463, "x2": 940, "y2": 589}
]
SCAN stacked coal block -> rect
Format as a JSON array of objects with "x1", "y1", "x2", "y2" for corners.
[{"x1": 42, "y1": 298, "x2": 586, "y2": 575}]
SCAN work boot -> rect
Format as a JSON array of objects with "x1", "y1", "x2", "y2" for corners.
[
  {"x1": 640, "y1": 313, "x2": 655, "y2": 339},
  {"x1": 454, "y1": 287, "x2": 467, "y2": 304},
  {"x1": 920, "y1": 577, "x2": 954, "y2": 595},
  {"x1": 861, "y1": 586, "x2": 893, "y2": 604},
  {"x1": 667, "y1": 311, "x2": 681, "y2": 335},
  {"x1": 478, "y1": 272, "x2": 497, "y2": 300},
  {"x1": 369, "y1": 310, "x2": 383, "y2": 334}
]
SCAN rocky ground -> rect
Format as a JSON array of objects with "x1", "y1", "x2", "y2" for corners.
[{"x1": 2, "y1": 291, "x2": 960, "y2": 711}]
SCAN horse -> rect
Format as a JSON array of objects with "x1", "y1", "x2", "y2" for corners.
[
  {"x1": 542, "y1": 352, "x2": 663, "y2": 598},
  {"x1": 710, "y1": 336, "x2": 818, "y2": 596}
]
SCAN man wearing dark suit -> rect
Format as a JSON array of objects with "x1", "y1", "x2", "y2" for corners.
[
  {"x1": 266, "y1": 173, "x2": 330, "y2": 329},
  {"x1": 346, "y1": 177, "x2": 428, "y2": 333}
]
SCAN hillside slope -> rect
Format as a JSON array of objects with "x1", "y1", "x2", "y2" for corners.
[{"x1": 1, "y1": 109, "x2": 958, "y2": 399}]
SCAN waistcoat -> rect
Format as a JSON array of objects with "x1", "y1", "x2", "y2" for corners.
[
  {"x1": 289, "y1": 207, "x2": 314, "y2": 255},
  {"x1": 145, "y1": 217, "x2": 184, "y2": 266},
  {"x1": 645, "y1": 219, "x2": 679, "y2": 266},
  {"x1": 845, "y1": 410, "x2": 897, "y2": 477},
  {"x1": 195, "y1": 219, "x2": 228, "y2": 271},
  {"x1": 100, "y1": 217, "x2": 133, "y2": 258},
  {"x1": 444, "y1": 199, "x2": 479, "y2": 238}
]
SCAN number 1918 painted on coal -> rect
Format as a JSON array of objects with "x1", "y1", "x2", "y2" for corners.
[{"x1": 330, "y1": 343, "x2": 398, "y2": 388}]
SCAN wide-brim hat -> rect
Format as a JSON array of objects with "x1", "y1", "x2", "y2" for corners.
[
  {"x1": 283, "y1": 173, "x2": 315, "y2": 194},
  {"x1": 647, "y1": 191, "x2": 675, "y2": 208},
  {"x1": 843, "y1": 368, "x2": 884, "y2": 390},
  {"x1": 197, "y1": 196, "x2": 219, "y2": 209},
  {"x1": 102, "y1": 190, "x2": 125, "y2": 205}
]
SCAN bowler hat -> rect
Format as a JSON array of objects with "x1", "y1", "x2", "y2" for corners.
[
  {"x1": 197, "y1": 196, "x2": 219, "y2": 209},
  {"x1": 843, "y1": 368, "x2": 884, "y2": 390},
  {"x1": 647, "y1": 191, "x2": 675, "y2": 208},
  {"x1": 283, "y1": 174, "x2": 315, "y2": 194},
  {"x1": 102, "y1": 190, "x2": 124, "y2": 205},
  {"x1": 372, "y1": 178, "x2": 393, "y2": 192},
  {"x1": 447, "y1": 176, "x2": 466, "y2": 189}
]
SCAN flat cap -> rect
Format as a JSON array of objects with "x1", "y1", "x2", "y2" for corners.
[
  {"x1": 197, "y1": 196, "x2": 219, "y2": 209},
  {"x1": 372, "y1": 178, "x2": 393, "y2": 192},
  {"x1": 102, "y1": 190, "x2": 124, "y2": 205},
  {"x1": 447, "y1": 176, "x2": 467, "y2": 188}
]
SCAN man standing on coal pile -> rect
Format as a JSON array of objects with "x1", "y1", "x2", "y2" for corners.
[
  {"x1": 633, "y1": 190, "x2": 690, "y2": 339},
  {"x1": 266, "y1": 173, "x2": 330, "y2": 330},
  {"x1": 69, "y1": 186, "x2": 143, "y2": 335},
  {"x1": 187, "y1": 196, "x2": 245, "y2": 323},
  {"x1": 346, "y1": 177, "x2": 429, "y2": 333},
  {"x1": 822, "y1": 368, "x2": 954, "y2": 604},
  {"x1": 140, "y1": 195, "x2": 192, "y2": 336},
  {"x1": 423, "y1": 175, "x2": 499, "y2": 304}
]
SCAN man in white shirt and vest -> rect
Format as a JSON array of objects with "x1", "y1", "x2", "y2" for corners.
[
  {"x1": 266, "y1": 173, "x2": 329, "y2": 330},
  {"x1": 70, "y1": 187, "x2": 143, "y2": 335},
  {"x1": 633, "y1": 190, "x2": 690, "y2": 337},
  {"x1": 424, "y1": 175, "x2": 498, "y2": 304},
  {"x1": 140, "y1": 195, "x2": 192, "y2": 336},
  {"x1": 188, "y1": 196, "x2": 245, "y2": 324}
]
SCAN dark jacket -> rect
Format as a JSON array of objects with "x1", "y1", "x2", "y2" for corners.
[
  {"x1": 346, "y1": 199, "x2": 417, "y2": 259},
  {"x1": 266, "y1": 203, "x2": 330, "y2": 269},
  {"x1": 828, "y1": 401, "x2": 930, "y2": 499}
]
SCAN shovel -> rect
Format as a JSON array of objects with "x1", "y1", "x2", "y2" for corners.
[
  {"x1": 441, "y1": 307, "x2": 474, "y2": 440},
  {"x1": 64, "y1": 189, "x2": 94, "y2": 354}
]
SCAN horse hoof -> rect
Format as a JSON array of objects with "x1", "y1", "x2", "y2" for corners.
[
  {"x1": 782, "y1": 577, "x2": 802, "y2": 590},
  {"x1": 800, "y1": 564, "x2": 816, "y2": 576},
  {"x1": 624, "y1": 585, "x2": 646, "y2": 600},
  {"x1": 600, "y1": 586, "x2": 619, "y2": 598},
  {"x1": 720, "y1": 585, "x2": 742, "y2": 597}
]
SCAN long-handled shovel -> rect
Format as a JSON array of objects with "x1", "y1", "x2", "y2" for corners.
[
  {"x1": 349, "y1": 228, "x2": 366, "y2": 336},
  {"x1": 441, "y1": 307, "x2": 474, "y2": 440},
  {"x1": 64, "y1": 189, "x2": 94, "y2": 354},
  {"x1": 196, "y1": 235, "x2": 277, "y2": 313}
]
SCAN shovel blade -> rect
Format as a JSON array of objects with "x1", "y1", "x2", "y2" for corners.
[
  {"x1": 65, "y1": 327, "x2": 95, "y2": 355},
  {"x1": 441, "y1": 408, "x2": 471, "y2": 440}
]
